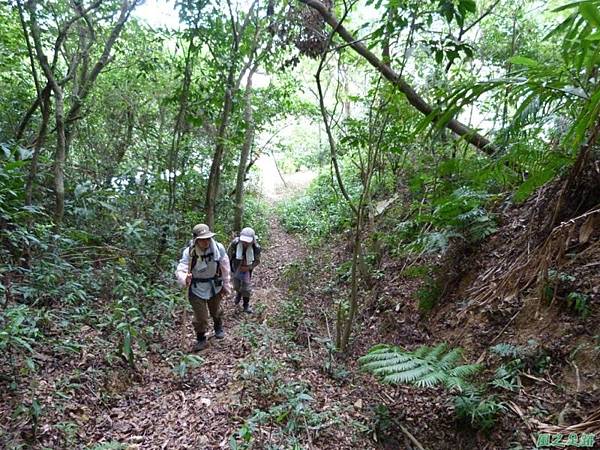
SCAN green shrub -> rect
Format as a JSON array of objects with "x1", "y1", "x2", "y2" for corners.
[
  {"x1": 0, "y1": 304, "x2": 40, "y2": 382},
  {"x1": 274, "y1": 296, "x2": 304, "y2": 335},
  {"x1": 542, "y1": 271, "x2": 590, "y2": 318},
  {"x1": 281, "y1": 262, "x2": 303, "y2": 292},
  {"x1": 239, "y1": 382, "x2": 331, "y2": 448},
  {"x1": 277, "y1": 172, "x2": 359, "y2": 242},
  {"x1": 401, "y1": 265, "x2": 430, "y2": 279}
]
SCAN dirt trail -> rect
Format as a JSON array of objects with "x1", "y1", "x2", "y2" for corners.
[
  {"x1": 2, "y1": 167, "x2": 383, "y2": 449},
  {"x1": 83, "y1": 213, "x2": 377, "y2": 449}
]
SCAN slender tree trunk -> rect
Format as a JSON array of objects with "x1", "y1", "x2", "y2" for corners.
[
  {"x1": 340, "y1": 209, "x2": 363, "y2": 351},
  {"x1": 16, "y1": 0, "x2": 43, "y2": 142},
  {"x1": 205, "y1": 68, "x2": 235, "y2": 229},
  {"x1": 25, "y1": 87, "x2": 51, "y2": 204},
  {"x1": 233, "y1": 67, "x2": 257, "y2": 233},
  {"x1": 17, "y1": 0, "x2": 51, "y2": 202},
  {"x1": 314, "y1": 28, "x2": 386, "y2": 349},
  {"x1": 168, "y1": 39, "x2": 194, "y2": 214},
  {"x1": 315, "y1": 40, "x2": 360, "y2": 351},
  {"x1": 53, "y1": 90, "x2": 67, "y2": 225},
  {"x1": 204, "y1": 1, "x2": 260, "y2": 229}
]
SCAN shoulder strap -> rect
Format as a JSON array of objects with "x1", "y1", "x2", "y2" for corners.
[
  {"x1": 188, "y1": 245, "x2": 198, "y2": 272},
  {"x1": 217, "y1": 242, "x2": 226, "y2": 259}
]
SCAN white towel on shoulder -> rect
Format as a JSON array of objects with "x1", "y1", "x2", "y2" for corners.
[{"x1": 236, "y1": 240, "x2": 254, "y2": 265}]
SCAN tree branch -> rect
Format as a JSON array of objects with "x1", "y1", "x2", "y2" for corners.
[
  {"x1": 66, "y1": 0, "x2": 139, "y2": 125},
  {"x1": 315, "y1": 5, "x2": 358, "y2": 216}
]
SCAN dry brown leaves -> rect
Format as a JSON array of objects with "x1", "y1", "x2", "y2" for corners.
[{"x1": 465, "y1": 207, "x2": 600, "y2": 314}]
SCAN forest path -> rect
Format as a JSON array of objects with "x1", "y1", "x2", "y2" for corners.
[
  {"x1": 255, "y1": 153, "x2": 317, "y2": 203},
  {"x1": 89, "y1": 194, "x2": 377, "y2": 448}
]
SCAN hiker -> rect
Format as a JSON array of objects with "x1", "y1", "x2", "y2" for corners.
[
  {"x1": 228, "y1": 227, "x2": 261, "y2": 313},
  {"x1": 176, "y1": 224, "x2": 232, "y2": 351}
]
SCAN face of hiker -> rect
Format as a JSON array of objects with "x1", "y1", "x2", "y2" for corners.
[
  {"x1": 242, "y1": 241, "x2": 250, "y2": 249},
  {"x1": 195, "y1": 238, "x2": 210, "y2": 250}
]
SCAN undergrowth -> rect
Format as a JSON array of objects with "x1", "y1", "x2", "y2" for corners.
[{"x1": 277, "y1": 171, "x2": 359, "y2": 244}]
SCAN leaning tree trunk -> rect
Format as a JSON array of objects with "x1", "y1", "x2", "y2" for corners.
[
  {"x1": 233, "y1": 67, "x2": 257, "y2": 233},
  {"x1": 299, "y1": 0, "x2": 498, "y2": 155}
]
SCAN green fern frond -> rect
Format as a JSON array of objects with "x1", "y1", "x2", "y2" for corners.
[
  {"x1": 490, "y1": 343, "x2": 520, "y2": 358},
  {"x1": 383, "y1": 365, "x2": 432, "y2": 384},
  {"x1": 448, "y1": 364, "x2": 482, "y2": 378},
  {"x1": 438, "y1": 348, "x2": 463, "y2": 369},
  {"x1": 424, "y1": 343, "x2": 448, "y2": 361},
  {"x1": 414, "y1": 371, "x2": 448, "y2": 388},
  {"x1": 358, "y1": 344, "x2": 403, "y2": 361},
  {"x1": 360, "y1": 343, "x2": 481, "y2": 391},
  {"x1": 372, "y1": 360, "x2": 421, "y2": 375},
  {"x1": 413, "y1": 345, "x2": 434, "y2": 358},
  {"x1": 445, "y1": 376, "x2": 472, "y2": 391},
  {"x1": 367, "y1": 343, "x2": 396, "y2": 353}
]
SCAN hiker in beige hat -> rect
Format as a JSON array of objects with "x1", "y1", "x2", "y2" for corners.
[{"x1": 176, "y1": 224, "x2": 232, "y2": 351}]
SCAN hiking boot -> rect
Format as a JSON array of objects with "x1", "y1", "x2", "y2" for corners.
[
  {"x1": 234, "y1": 293, "x2": 241, "y2": 305},
  {"x1": 214, "y1": 319, "x2": 225, "y2": 339},
  {"x1": 193, "y1": 334, "x2": 208, "y2": 351},
  {"x1": 243, "y1": 297, "x2": 253, "y2": 314}
]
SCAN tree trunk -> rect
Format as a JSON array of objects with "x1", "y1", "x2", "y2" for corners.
[
  {"x1": 25, "y1": 0, "x2": 67, "y2": 224},
  {"x1": 233, "y1": 67, "x2": 257, "y2": 233},
  {"x1": 299, "y1": 0, "x2": 497, "y2": 155},
  {"x1": 167, "y1": 39, "x2": 194, "y2": 214},
  {"x1": 340, "y1": 211, "x2": 363, "y2": 351},
  {"x1": 204, "y1": 1, "x2": 260, "y2": 230},
  {"x1": 25, "y1": 0, "x2": 137, "y2": 224},
  {"x1": 205, "y1": 68, "x2": 235, "y2": 229},
  {"x1": 25, "y1": 87, "x2": 51, "y2": 205},
  {"x1": 53, "y1": 90, "x2": 67, "y2": 225}
]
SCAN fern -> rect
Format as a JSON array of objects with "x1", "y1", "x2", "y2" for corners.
[
  {"x1": 489, "y1": 343, "x2": 520, "y2": 358},
  {"x1": 359, "y1": 343, "x2": 481, "y2": 391}
]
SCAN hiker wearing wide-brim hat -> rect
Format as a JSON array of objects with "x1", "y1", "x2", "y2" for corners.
[
  {"x1": 176, "y1": 223, "x2": 232, "y2": 351},
  {"x1": 227, "y1": 227, "x2": 261, "y2": 313}
]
